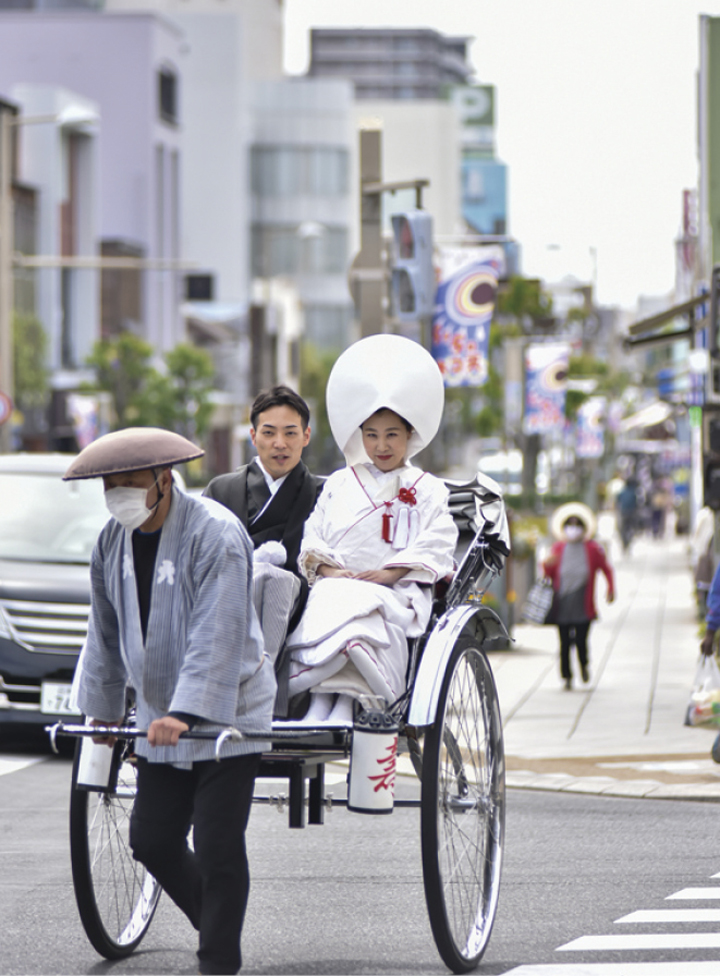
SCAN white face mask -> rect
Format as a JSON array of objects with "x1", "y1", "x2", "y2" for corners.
[
  {"x1": 564, "y1": 525, "x2": 584, "y2": 542},
  {"x1": 105, "y1": 481, "x2": 161, "y2": 531}
]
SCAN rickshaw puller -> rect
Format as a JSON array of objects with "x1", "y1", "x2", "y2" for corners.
[{"x1": 65, "y1": 427, "x2": 276, "y2": 976}]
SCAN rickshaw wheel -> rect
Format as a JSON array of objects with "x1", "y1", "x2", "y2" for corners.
[
  {"x1": 69, "y1": 738, "x2": 161, "y2": 958},
  {"x1": 420, "y1": 636, "x2": 505, "y2": 973}
]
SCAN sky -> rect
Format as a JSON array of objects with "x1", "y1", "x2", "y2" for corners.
[{"x1": 283, "y1": 0, "x2": 720, "y2": 313}]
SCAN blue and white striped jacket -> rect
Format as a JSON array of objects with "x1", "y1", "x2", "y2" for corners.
[{"x1": 76, "y1": 488, "x2": 276, "y2": 765}]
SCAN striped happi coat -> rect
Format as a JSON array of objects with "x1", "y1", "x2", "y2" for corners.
[{"x1": 75, "y1": 488, "x2": 276, "y2": 766}]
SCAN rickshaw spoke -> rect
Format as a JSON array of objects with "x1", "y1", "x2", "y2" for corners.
[
  {"x1": 421, "y1": 638, "x2": 505, "y2": 972},
  {"x1": 70, "y1": 744, "x2": 161, "y2": 959}
]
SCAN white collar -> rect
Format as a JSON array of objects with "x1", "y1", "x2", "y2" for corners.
[
  {"x1": 365, "y1": 462, "x2": 408, "y2": 485},
  {"x1": 254, "y1": 457, "x2": 288, "y2": 496}
]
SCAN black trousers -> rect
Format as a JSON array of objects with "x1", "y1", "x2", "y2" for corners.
[
  {"x1": 129, "y1": 752, "x2": 260, "y2": 975},
  {"x1": 558, "y1": 622, "x2": 591, "y2": 680}
]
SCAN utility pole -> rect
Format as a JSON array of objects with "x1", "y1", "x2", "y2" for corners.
[
  {"x1": 349, "y1": 128, "x2": 430, "y2": 339},
  {"x1": 353, "y1": 128, "x2": 385, "y2": 338}
]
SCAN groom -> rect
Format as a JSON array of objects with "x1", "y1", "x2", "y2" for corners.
[{"x1": 204, "y1": 385, "x2": 323, "y2": 575}]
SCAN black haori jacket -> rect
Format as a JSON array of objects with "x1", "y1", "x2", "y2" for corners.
[{"x1": 203, "y1": 459, "x2": 323, "y2": 577}]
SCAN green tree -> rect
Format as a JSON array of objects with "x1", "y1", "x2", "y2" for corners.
[
  {"x1": 493, "y1": 277, "x2": 554, "y2": 502},
  {"x1": 84, "y1": 336, "x2": 216, "y2": 439},
  {"x1": 13, "y1": 312, "x2": 48, "y2": 410},
  {"x1": 496, "y1": 276, "x2": 554, "y2": 328},
  {"x1": 564, "y1": 353, "x2": 610, "y2": 421},
  {"x1": 299, "y1": 342, "x2": 343, "y2": 474},
  {"x1": 137, "y1": 343, "x2": 216, "y2": 440},
  {"x1": 84, "y1": 333, "x2": 154, "y2": 428}
]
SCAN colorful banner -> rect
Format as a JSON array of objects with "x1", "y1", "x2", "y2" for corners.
[
  {"x1": 523, "y1": 343, "x2": 570, "y2": 434},
  {"x1": 431, "y1": 248, "x2": 503, "y2": 387},
  {"x1": 576, "y1": 396, "x2": 606, "y2": 458}
]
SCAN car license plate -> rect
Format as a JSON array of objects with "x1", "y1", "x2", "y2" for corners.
[{"x1": 41, "y1": 682, "x2": 79, "y2": 716}]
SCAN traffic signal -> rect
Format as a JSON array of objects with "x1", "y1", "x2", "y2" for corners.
[{"x1": 389, "y1": 211, "x2": 435, "y2": 321}]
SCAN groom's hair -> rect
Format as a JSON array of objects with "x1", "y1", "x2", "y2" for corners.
[{"x1": 251, "y1": 385, "x2": 311, "y2": 431}]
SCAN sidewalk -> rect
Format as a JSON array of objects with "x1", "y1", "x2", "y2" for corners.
[{"x1": 490, "y1": 516, "x2": 720, "y2": 801}]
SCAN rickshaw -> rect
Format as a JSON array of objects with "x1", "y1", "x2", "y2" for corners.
[{"x1": 47, "y1": 473, "x2": 510, "y2": 975}]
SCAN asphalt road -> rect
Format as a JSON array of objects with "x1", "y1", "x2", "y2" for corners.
[{"x1": 3, "y1": 736, "x2": 720, "y2": 976}]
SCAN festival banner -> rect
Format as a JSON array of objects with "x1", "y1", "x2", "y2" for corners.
[
  {"x1": 575, "y1": 396, "x2": 606, "y2": 458},
  {"x1": 431, "y1": 247, "x2": 503, "y2": 387},
  {"x1": 523, "y1": 343, "x2": 570, "y2": 434}
]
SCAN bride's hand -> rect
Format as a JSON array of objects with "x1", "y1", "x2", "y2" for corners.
[{"x1": 354, "y1": 567, "x2": 408, "y2": 586}]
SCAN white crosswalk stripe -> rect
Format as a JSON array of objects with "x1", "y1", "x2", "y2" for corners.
[
  {"x1": 500, "y1": 874, "x2": 720, "y2": 974},
  {"x1": 559, "y1": 933, "x2": 720, "y2": 951},
  {"x1": 617, "y1": 910, "x2": 720, "y2": 923},
  {"x1": 503, "y1": 965, "x2": 720, "y2": 974},
  {"x1": 667, "y1": 888, "x2": 720, "y2": 900},
  {"x1": 0, "y1": 756, "x2": 43, "y2": 777}
]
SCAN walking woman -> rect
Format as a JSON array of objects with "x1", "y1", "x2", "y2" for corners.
[{"x1": 543, "y1": 502, "x2": 615, "y2": 690}]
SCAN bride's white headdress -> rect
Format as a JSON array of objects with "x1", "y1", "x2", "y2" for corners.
[{"x1": 326, "y1": 334, "x2": 445, "y2": 466}]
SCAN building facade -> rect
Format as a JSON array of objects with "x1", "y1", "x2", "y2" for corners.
[
  {"x1": 308, "y1": 27, "x2": 473, "y2": 100},
  {"x1": 0, "y1": 10, "x2": 186, "y2": 359},
  {"x1": 250, "y1": 77, "x2": 355, "y2": 352}
]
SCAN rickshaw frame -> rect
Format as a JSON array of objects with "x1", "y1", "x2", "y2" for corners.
[{"x1": 48, "y1": 475, "x2": 510, "y2": 974}]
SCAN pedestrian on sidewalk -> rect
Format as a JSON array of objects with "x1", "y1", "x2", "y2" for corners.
[
  {"x1": 699, "y1": 560, "x2": 720, "y2": 764},
  {"x1": 616, "y1": 478, "x2": 639, "y2": 552},
  {"x1": 543, "y1": 502, "x2": 615, "y2": 690}
]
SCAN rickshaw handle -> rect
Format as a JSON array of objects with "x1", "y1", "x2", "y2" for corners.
[{"x1": 45, "y1": 721, "x2": 246, "y2": 762}]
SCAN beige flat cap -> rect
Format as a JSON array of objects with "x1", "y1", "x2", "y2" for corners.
[{"x1": 63, "y1": 427, "x2": 204, "y2": 480}]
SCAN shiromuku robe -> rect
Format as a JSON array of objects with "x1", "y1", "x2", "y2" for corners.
[
  {"x1": 74, "y1": 489, "x2": 276, "y2": 765},
  {"x1": 286, "y1": 462, "x2": 458, "y2": 704}
]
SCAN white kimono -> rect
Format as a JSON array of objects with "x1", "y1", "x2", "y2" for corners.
[
  {"x1": 75, "y1": 489, "x2": 276, "y2": 766},
  {"x1": 286, "y1": 462, "x2": 458, "y2": 704}
]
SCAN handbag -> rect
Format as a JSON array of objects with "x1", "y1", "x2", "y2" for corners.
[
  {"x1": 520, "y1": 578, "x2": 556, "y2": 625},
  {"x1": 685, "y1": 655, "x2": 720, "y2": 727}
]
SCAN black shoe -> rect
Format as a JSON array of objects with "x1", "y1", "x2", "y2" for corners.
[
  {"x1": 564, "y1": 677, "x2": 572, "y2": 690},
  {"x1": 581, "y1": 664, "x2": 589, "y2": 683}
]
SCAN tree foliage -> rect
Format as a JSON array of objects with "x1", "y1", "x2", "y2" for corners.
[
  {"x1": 84, "y1": 333, "x2": 154, "y2": 428},
  {"x1": 13, "y1": 312, "x2": 48, "y2": 409},
  {"x1": 496, "y1": 276, "x2": 553, "y2": 327},
  {"x1": 564, "y1": 353, "x2": 632, "y2": 422},
  {"x1": 137, "y1": 344, "x2": 216, "y2": 440},
  {"x1": 84, "y1": 335, "x2": 216, "y2": 439},
  {"x1": 299, "y1": 342, "x2": 343, "y2": 474},
  {"x1": 564, "y1": 353, "x2": 609, "y2": 421}
]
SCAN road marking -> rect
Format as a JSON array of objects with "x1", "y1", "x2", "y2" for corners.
[
  {"x1": 0, "y1": 757, "x2": 43, "y2": 777},
  {"x1": 666, "y1": 887, "x2": 720, "y2": 900},
  {"x1": 502, "y1": 870, "x2": 720, "y2": 973},
  {"x1": 558, "y1": 932, "x2": 720, "y2": 950},
  {"x1": 617, "y1": 908, "x2": 720, "y2": 923},
  {"x1": 503, "y1": 965, "x2": 720, "y2": 974}
]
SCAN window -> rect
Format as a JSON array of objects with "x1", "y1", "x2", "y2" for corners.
[
  {"x1": 303, "y1": 304, "x2": 353, "y2": 349},
  {"x1": 465, "y1": 168, "x2": 485, "y2": 203},
  {"x1": 158, "y1": 68, "x2": 178, "y2": 124},
  {"x1": 394, "y1": 37, "x2": 418, "y2": 52},
  {"x1": 185, "y1": 274, "x2": 214, "y2": 301},
  {"x1": 251, "y1": 147, "x2": 349, "y2": 198},
  {"x1": 251, "y1": 226, "x2": 348, "y2": 278}
]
